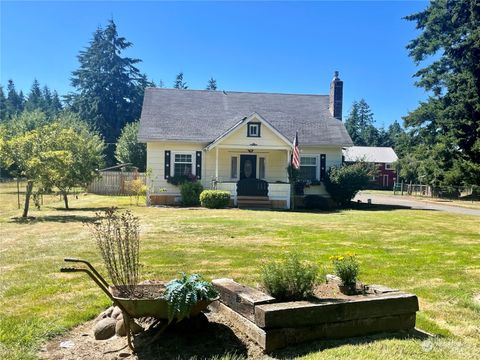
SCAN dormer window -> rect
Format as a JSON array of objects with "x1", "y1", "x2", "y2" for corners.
[{"x1": 247, "y1": 123, "x2": 261, "y2": 137}]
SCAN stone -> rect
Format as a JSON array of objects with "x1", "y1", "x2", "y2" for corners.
[
  {"x1": 111, "y1": 306, "x2": 123, "y2": 319},
  {"x1": 115, "y1": 315, "x2": 143, "y2": 337},
  {"x1": 94, "y1": 318, "x2": 116, "y2": 340},
  {"x1": 118, "y1": 352, "x2": 131, "y2": 358},
  {"x1": 96, "y1": 306, "x2": 114, "y2": 320},
  {"x1": 325, "y1": 274, "x2": 342, "y2": 285}
]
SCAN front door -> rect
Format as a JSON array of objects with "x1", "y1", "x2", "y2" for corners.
[
  {"x1": 383, "y1": 174, "x2": 389, "y2": 187},
  {"x1": 240, "y1": 155, "x2": 257, "y2": 180}
]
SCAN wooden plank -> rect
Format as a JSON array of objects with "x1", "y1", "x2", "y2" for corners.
[
  {"x1": 255, "y1": 293, "x2": 419, "y2": 329},
  {"x1": 212, "y1": 278, "x2": 275, "y2": 322},
  {"x1": 211, "y1": 301, "x2": 416, "y2": 352},
  {"x1": 263, "y1": 313, "x2": 416, "y2": 352},
  {"x1": 210, "y1": 300, "x2": 268, "y2": 350}
]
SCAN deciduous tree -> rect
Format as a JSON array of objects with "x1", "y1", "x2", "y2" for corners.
[{"x1": 115, "y1": 121, "x2": 146, "y2": 171}]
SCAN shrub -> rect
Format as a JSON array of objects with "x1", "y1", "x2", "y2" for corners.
[
  {"x1": 87, "y1": 208, "x2": 140, "y2": 297},
  {"x1": 125, "y1": 178, "x2": 147, "y2": 206},
  {"x1": 200, "y1": 190, "x2": 231, "y2": 208},
  {"x1": 261, "y1": 253, "x2": 318, "y2": 301},
  {"x1": 164, "y1": 273, "x2": 218, "y2": 322},
  {"x1": 304, "y1": 195, "x2": 331, "y2": 210},
  {"x1": 180, "y1": 181, "x2": 203, "y2": 206},
  {"x1": 330, "y1": 253, "x2": 359, "y2": 285},
  {"x1": 324, "y1": 163, "x2": 371, "y2": 207}
]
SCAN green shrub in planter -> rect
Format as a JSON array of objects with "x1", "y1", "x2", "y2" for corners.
[
  {"x1": 200, "y1": 190, "x2": 231, "y2": 209},
  {"x1": 180, "y1": 181, "x2": 203, "y2": 206},
  {"x1": 330, "y1": 253, "x2": 359, "y2": 285},
  {"x1": 304, "y1": 195, "x2": 331, "y2": 210},
  {"x1": 261, "y1": 252, "x2": 318, "y2": 301}
]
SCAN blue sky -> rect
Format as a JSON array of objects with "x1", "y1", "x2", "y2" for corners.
[{"x1": 1, "y1": 1, "x2": 429, "y2": 127}]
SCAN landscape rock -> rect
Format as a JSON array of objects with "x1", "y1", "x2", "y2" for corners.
[
  {"x1": 115, "y1": 316, "x2": 143, "y2": 337},
  {"x1": 96, "y1": 306, "x2": 114, "y2": 320},
  {"x1": 94, "y1": 318, "x2": 116, "y2": 340},
  {"x1": 111, "y1": 306, "x2": 123, "y2": 319},
  {"x1": 326, "y1": 274, "x2": 342, "y2": 285}
]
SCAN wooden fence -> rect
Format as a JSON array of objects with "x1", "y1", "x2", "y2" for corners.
[
  {"x1": 87, "y1": 171, "x2": 146, "y2": 195},
  {"x1": 393, "y1": 182, "x2": 479, "y2": 200}
]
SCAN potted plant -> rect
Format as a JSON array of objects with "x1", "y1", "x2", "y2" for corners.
[{"x1": 330, "y1": 253, "x2": 360, "y2": 295}]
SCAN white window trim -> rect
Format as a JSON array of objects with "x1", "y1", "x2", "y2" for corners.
[
  {"x1": 385, "y1": 163, "x2": 394, "y2": 170},
  {"x1": 300, "y1": 154, "x2": 320, "y2": 181},
  {"x1": 170, "y1": 151, "x2": 196, "y2": 177},
  {"x1": 248, "y1": 123, "x2": 260, "y2": 137}
]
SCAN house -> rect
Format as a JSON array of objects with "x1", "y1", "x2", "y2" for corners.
[
  {"x1": 342, "y1": 146, "x2": 398, "y2": 189},
  {"x1": 138, "y1": 72, "x2": 353, "y2": 208}
]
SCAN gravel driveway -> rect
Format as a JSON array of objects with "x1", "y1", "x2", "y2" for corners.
[{"x1": 354, "y1": 192, "x2": 480, "y2": 216}]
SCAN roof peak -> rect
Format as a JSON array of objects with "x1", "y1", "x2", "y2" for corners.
[{"x1": 145, "y1": 87, "x2": 328, "y2": 97}]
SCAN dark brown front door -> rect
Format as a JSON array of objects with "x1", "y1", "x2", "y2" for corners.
[{"x1": 240, "y1": 155, "x2": 256, "y2": 180}]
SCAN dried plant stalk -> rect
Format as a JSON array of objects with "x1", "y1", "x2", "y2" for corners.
[{"x1": 88, "y1": 208, "x2": 140, "y2": 297}]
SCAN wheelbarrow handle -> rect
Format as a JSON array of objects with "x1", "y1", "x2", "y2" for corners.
[
  {"x1": 63, "y1": 258, "x2": 110, "y2": 288},
  {"x1": 60, "y1": 267, "x2": 81, "y2": 272}
]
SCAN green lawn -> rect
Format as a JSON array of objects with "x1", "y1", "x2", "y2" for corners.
[{"x1": 0, "y1": 190, "x2": 479, "y2": 359}]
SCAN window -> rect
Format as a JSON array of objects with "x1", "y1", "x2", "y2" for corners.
[
  {"x1": 259, "y1": 157, "x2": 266, "y2": 179},
  {"x1": 247, "y1": 123, "x2": 260, "y2": 137},
  {"x1": 385, "y1": 163, "x2": 393, "y2": 170},
  {"x1": 231, "y1": 156, "x2": 238, "y2": 178},
  {"x1": 299, "y1": 156, "x2": 318, "y2": 181},
  {"x1": 173, "y1": 153, "x2": 194, "y2": 176}
]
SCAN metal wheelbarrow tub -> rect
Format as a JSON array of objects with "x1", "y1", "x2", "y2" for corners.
[{"x1": 110, "y1": 284, "x2": 212, "y2": 319}]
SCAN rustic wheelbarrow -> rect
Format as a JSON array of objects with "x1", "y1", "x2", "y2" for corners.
[{"x1": 60, "y1": 258, "x2": 214, "y2": 351}]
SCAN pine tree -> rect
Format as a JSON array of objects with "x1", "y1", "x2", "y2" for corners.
[
  {"x1": 173, "y1": 72, "x2": 188, "y2": 89},
  {"x1": 51, "y1": 91, "x2": 63, "y2": 114},
  {"x1": 206, "y1": 77, "x2": 217, "y2": 90},
  {"x1": 345, "y1": 101, "x2": 361, "y2": 145},
  {"x1": 404, "y1": 0, "x2": 480, "y2": 185},
  {"x1": 6, "y1": 80, "x2": 24, "y2": 117},
  {"x1": 68, "y1": 19, "x2": 152, "y2": 164},
  {"x1": 0, "y1": 86, "x2": 7, "y2": 121},
  {"x1": 25, "y1": 79, "x2": 43, "y2": 112},
  {"x1": 42, "y1": 86, "x2": 52, "y2": 113}
]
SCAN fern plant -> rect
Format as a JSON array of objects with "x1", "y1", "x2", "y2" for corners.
[{"x1": 163, "y1": 273, "x2": 218, "y2": 322}]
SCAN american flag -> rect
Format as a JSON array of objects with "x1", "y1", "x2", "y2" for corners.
[{"x1": 292, "y1": 131, "x2": 300, "y2": 169}]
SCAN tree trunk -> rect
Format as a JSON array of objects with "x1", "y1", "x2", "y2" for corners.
[
  {"x1": 63, "y1": 192, "x2": 69, "y2": 209},
  {"x1": 22, "y1": 181, "x2": 34, "y2": 218}
]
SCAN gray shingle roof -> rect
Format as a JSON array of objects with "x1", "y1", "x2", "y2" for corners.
[
  {"x1": 138, "y1": 88, "x2": 353, "y2": 146},
  {"x1": 343, "y1": 146, "x2": 398, "y2": 163}
]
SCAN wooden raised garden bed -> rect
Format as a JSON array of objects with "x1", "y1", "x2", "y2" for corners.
[{"x1": 211, "y1": 278, "x2": 419, "y2": 352}]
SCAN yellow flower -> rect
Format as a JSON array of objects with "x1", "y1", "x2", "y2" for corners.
[{"x1": 338, "y1": 256, "x2": 344, "y2": 260}]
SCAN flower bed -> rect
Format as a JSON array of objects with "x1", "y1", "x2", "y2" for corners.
[{"x1": 211, "y1": 277, "x2": 419, "y2": 352}]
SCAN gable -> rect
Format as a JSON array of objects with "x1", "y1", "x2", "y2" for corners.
[{"x1": 206, "y1": 114, "x2": 292, "y2": 150}]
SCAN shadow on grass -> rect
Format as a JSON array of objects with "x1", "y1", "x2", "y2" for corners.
[
  {"x1": 51, "y1": 206, "x2": 117, "y2": 212},
  {"x1": 270, "y1": 329, "x2": 431, "y2": 359},
  {"x1": 10, "y1": 214, "x2": 96, "y2": 224}
]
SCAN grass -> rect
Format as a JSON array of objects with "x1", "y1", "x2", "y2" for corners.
[{"x1": 1, "y1": 186, "x2": 480, "y2": 359}]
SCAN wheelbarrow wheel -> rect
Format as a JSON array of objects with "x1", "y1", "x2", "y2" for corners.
[{"x1": 123, "y1": 312, "x2": 136, "y2": 352}]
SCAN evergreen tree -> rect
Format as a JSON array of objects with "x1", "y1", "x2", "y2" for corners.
[
  {"x1": 6, "y1": 80, "x2": 24, "y2": 117},
  {"x1": 115, "y1": 121, "x2": 146, "y2": 171},
  {"x1": 404, "y1": 0, "x2": 480, "y2": 186},
  {"x1": 51, "y1": 90, "x2": 63, "y2": 113},
  {"x1": 206, "y1": 77, "x2": 217, "y2": 90},
  {"x1": 68, "y1": 19, "x2": 151, "y2": 164},
  {"x1": 0, "y1": 87, "x2": 7, "y2": 121},
  {"x1": 173, "y1": 72, "x2": 188, "y2": 89},
  {"x1": 25, "y1": 79, "x2": 43, "y2": 112},
  {"x1": 345, "y1": 99, "x2": 377, "y2": 146},
  {"x1": 345, "y1": 101, "x2": 361, "y2": 145}
]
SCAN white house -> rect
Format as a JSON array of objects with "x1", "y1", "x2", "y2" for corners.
[{"x1": 138, "y1": 72, "x2": 353, "y2": 208}]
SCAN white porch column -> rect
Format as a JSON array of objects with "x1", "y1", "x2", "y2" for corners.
[
  {"x1": 215, "y1": 147, "x2": 219, "y2": 180},
  {"x1": 286, "y1": 149, "x2": 291, "y2": 209}
]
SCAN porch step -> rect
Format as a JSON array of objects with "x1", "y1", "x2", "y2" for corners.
[{"x1": 237, "y1": 196, "x2": 272, "y2": 209}]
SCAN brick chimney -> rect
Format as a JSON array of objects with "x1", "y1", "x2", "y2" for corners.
[{"x1": 329, "y1": 71, "x2": 343, "y2": 120}]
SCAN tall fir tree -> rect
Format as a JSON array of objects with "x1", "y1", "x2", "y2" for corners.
[
  {"x1": 6, "y1": 80, "x2": 24, "y2": 117},
  {"x1": 51, "y1": 91, "x2": 63, "y2": 114},
  {"x1": 25, "y1": 79, "x2": 43, "y2": 112},
  {"x1": 0, "y1": 86, "x2": 7, "y2": 121},
  {"x1": 173, "y1": 72, "x2": 188, "y2": 89},
  {"x1": 345, "y1": 99, "x2": 378, "y2": 146},
  {"x1": 206, "y1": 77, "x2": 217, "y2": 90},
  {"x1": 68, "y1": 19, "x2": 152, "y2": 164},
  {"x1": 404, "y1": 0, "x2": 480, "y2": 186}
]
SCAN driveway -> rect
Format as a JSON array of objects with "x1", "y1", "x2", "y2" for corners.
[{"x1": 354, "y1": 192, "x2": 480, "y2": 216}]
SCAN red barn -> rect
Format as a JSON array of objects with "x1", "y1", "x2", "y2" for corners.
[{"x1": 343, "y1": 146, "x2": 399, "y2": 189}]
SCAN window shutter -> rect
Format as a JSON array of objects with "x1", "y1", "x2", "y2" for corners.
[
  {"x1": 196, "y1": 151, "x2": 202, "y2": 179},
  {"x1": 164, "y1": 150, "x2": 171, "y2": 179},
  {"x1": 320, "y1": 154, "x2": 326, "y2": 181}
]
